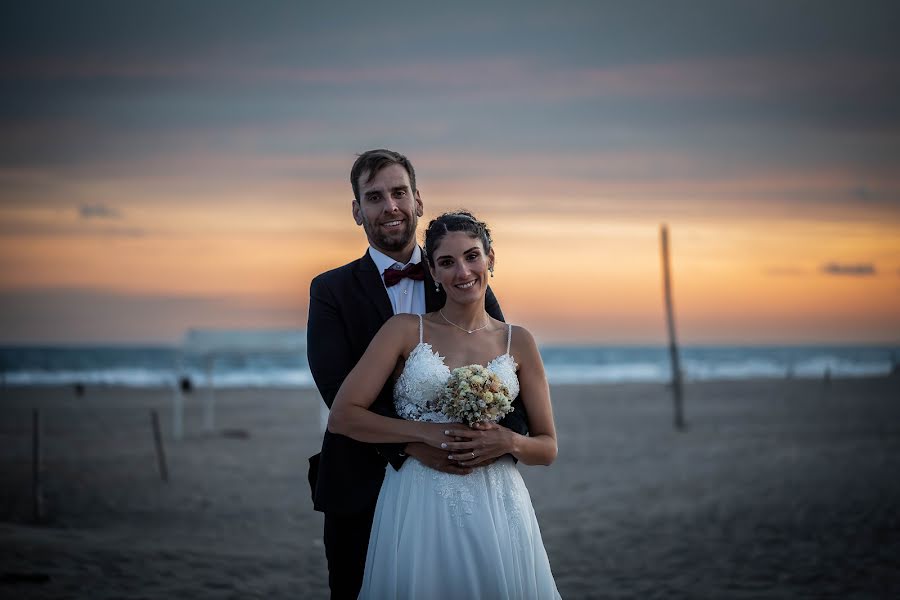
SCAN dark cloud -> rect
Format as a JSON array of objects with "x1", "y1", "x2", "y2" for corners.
[
  {"x1": 3, "y1": 1, "x2": 899, "y2": 68},
  {"x1": 78, "y1": 203, "x2": 119, "y2": 219},
  {"x1": 848, "y1": 185, "x2": 900, "y2": 206},
  {"x1": 853, "y1": 185, "x2": 872, "y2": 202},
  {"x1": 821, "y1": 262, "x2": 877, "y2": 276}
]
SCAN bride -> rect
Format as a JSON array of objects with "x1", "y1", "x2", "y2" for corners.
[{"x1": 328, "y1": 211, "x2": 561, "y2": 599}]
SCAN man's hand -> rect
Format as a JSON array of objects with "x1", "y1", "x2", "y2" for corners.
[
  {"x1": 404, "y1": 442, "x2": 474, "y2": 475},
  {"x1": 442, "y1": 422, "x2": 517, "y2": 467}
]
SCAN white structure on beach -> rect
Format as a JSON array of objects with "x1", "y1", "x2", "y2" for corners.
[{"x1": 172, "y1": 329, "x2": 308, "y2": 440}]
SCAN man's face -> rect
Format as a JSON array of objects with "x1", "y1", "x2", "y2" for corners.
[{"x1": 352, "y1": 163, "x2": 423, "y2": 259}]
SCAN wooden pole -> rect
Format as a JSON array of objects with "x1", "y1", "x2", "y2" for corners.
[
  {"x1": 172, "y1": 353, "x2": 186, "y2": 440},
  {"x1": 660, "y1": 225, "x2": 686, "y2": 431},
  {"x1": 172, "y1": 384, "x2": 184, "y2": 441},
  {"x1": 150, "y1": 410, "x2": 169, "y2": 482},
  {"x1": 204, "y1": 356, "x2": 215, "y2": 432},
  {"x1": 32, "y1": 409, "x2": 44, "y2": 522}
]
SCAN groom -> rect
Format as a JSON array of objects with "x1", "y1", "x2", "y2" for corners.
[{"x1": 306, "y1": 148, "x2": 529, "y2": 599}]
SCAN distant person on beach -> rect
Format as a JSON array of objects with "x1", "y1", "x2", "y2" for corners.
[
  {"x1": 306, "y1": 149, "x2": 529, "y2": 599},
  {"x1": 328, "y1": 210, "x2": 561, "y2": 598}
]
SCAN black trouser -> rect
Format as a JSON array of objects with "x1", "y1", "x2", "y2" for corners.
[{"x1": 323, "y1": 502, "x2": 377, "y2": 600}]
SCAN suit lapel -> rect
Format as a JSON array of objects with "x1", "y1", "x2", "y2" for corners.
[{"x1": 354, "y1": 251, "x2": 394, "y2": 323}]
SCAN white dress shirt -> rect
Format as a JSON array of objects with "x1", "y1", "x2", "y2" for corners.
[{"x1": 368, "y1": 245, "x2": 427, "y2": 316}]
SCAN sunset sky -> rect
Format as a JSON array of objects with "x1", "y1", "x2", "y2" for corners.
[{"x1": 1, "y1": 1, "x2": 898, "y2": 345}]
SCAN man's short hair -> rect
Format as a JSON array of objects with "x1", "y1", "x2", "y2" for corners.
[{"x1": 350, "y1": 149, "x2": 417, "y2": 203}]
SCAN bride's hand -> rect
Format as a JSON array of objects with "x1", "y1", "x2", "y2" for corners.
[{"x1": 441, "y1": 421, "x2": 518, "y2": 467}]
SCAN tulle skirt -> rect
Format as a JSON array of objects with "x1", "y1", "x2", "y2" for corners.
[{"x1": 359, "y1": 456, "x2": 561, "y2": 599}]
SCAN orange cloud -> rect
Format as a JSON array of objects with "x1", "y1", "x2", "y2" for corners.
[{"x1": 2, "y1": 153, "x2": 898, "y2": 344}]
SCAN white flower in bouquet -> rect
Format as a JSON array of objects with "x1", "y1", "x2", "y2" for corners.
[{"x1": 440, "y1": 364, "x2": 513, "y2": 426}]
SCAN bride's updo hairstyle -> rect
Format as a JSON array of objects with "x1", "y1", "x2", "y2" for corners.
[{"x1": 424, "y1": 210, "x2": 493, "y2": 267}]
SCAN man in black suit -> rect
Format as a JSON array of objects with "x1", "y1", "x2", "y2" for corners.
[{"x1": 306, "y1": 149, "x2": 529, "y2": 599}]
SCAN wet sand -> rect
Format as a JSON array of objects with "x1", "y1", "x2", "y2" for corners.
[{"x1": 2, "y1": 377, "x2": 899, "y2": 598}]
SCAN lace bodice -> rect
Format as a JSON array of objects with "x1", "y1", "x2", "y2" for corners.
[{"x1": 393, "y1": 315, "x2": 519, "y2": 423}]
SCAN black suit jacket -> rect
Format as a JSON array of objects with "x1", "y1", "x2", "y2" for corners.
[{"x1": 307, "y1": 248, "x2": 529, "y2": 514}]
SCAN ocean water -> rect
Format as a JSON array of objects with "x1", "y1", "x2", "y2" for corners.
[{"x1": 1, "y1": 344, "x2": 897, "y2": 388}]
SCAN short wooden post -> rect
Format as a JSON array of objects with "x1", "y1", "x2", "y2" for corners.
[
  {"x1": 203, "y1": 356, "x2": 215, "y2": 432},
  {"x1": 660, "y1": 224, "x2": 686, "y2": 431},
  {"x1": 172, "y1": 386, "x2": 184, "y2": 441},
  {"x1": 172, "y1": 354, "x2": 187, "y2": 440},
  {"x1": 150, "y1": 410, "x2": 169, "y2": 482},
  {"x1": 32, "y1": 409, "x2": 44, "y2": 522}
]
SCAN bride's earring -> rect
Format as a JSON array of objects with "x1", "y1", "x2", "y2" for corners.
[
  {"x1": 489, "y1": 265, "x2": 494, "y2": 278},
  {"x1": 435, "y1": 281, "x2": 441, "y2": 292}
]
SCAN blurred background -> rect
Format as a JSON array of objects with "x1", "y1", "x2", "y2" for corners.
[{"x1": 1, "y1": 2, "x2": 899, "y2": 598}]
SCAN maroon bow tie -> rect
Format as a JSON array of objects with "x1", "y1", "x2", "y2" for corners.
[{"x1": 383, "y1": 262, "x2": 425, "y2": 287}]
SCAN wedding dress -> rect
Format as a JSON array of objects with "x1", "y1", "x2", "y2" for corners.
[{"x1": 358, "y1": 315, "x2": 561, "y2": 599}]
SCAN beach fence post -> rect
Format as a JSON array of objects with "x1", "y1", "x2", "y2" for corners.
[
  {"x1": 171, "y1": 354, "x2": 184, "y2": 440},
  {"x1": 660, "y1": 224, "x2": 686, "y2": 431},
  {"x1": 172, "y1": 383, "x2": 184, "y2": 441},
  {"x1": 203, "y1": 356, "x2": 216, "y2": 432},
  {"x1": 150, "y1": 410, "x2": 169, "y2": 482},
  {"x1": 32, "y1": 409, "x2": 44, "y2": 523}
]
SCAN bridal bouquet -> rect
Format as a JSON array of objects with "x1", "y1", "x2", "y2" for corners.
[{"x1": 440, "y1": 364, "x2": 513, "y2": 426}]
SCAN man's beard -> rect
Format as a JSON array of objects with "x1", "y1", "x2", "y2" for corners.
[{"x1": 363, "y1": 214, "x2": 417, "y2": 252}]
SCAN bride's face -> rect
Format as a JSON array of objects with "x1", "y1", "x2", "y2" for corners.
[{"x1": 430, "y1": 231, "x2": 495, "y2": 305}]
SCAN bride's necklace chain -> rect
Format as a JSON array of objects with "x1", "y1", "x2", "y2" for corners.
[{"x1": 439, "y1": 309, "x2": 489, "y2": 334}]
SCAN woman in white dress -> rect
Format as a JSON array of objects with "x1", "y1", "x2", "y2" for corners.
[{"x1": 328, "y1": 211, "x2": 561, "y2": 599}]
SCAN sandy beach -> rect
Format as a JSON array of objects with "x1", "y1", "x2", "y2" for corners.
[{"x1": 2, "y1": 377, "x2": 899, "y2": 599}]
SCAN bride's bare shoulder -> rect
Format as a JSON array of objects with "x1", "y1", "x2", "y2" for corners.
[
  {"x1": 508, "y1": 324, "x2": 540, "y2": 357},
  {"x1": 383, "y1": 313, "x2": 421, "y2": 334},
  {"x1": 503, "y1": 322, "x2": 534, "y2": 340},
  {"x1": 373, "y1": 314, "x2": 422, "y2": 357}
]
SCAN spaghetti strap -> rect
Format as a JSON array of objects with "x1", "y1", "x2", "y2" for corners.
[
  {"x1": 418, "y1": 314, "x2": 424, "y2": 344},
  {"x1": 506, "y1": 323, "x2": 512, "y2": 354}
]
